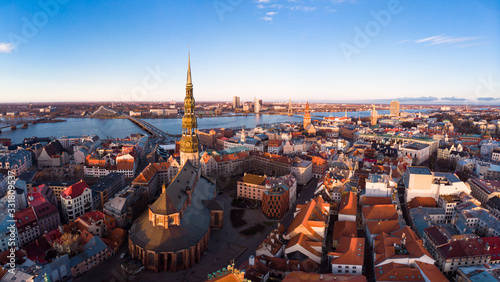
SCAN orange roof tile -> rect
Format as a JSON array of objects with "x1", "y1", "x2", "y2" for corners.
[
  {"x1": 414, "y1": 261, "x2": 448, "y2": 282},
  {"x1": 407, "y1": 197, "x2": 437, "y2": 210},
  {"x1": 374, "y1": 263, "x2": 425, "y2": 281},
  {"x1": 333, "y1": 221, "x2": 358, "y2": 241},
  {"x1": 117, "y1": 159, "x2": 134, "y2": 170},
  {"x1": 366, "y1": 220, "x2": 401, "y2": 235},
  {"x1": 339, "y1": 192, "x2": 357, "y2": 216},
  {"x1": 286, "y1": 196, "x2": 329, "y2": 241},
  {"x1": 362, "y1": 204, "x2": 397, "y2": 220},
  {"x1": 240, "y1": 174, "x2": 267, "y2": 186},
  {"x1": 329, "y1": 237, "x2": 365, "y2": 266},
  {"x1": 283, "y1": 271, "x2": 367, "y2": 282},
  {"x1": 284, "y1": 233, "x2": 324, "y2": 262},
  {"x1": 132, "y1": 163, "x2": 158, "y2": 184},
  {"x1": 311, "y1": 156, "x2": 327, "y2": 166},
  {"x1": 373, "y1": 226, "x2": 431, "y2": 266}
]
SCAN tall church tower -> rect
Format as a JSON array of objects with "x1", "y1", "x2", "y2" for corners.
[
  {"x1": 303, "y1": 102, "x2": 311, "y2": 128},
  {"x1": 370, "y1": 103, "x2": 378, "y2": 126},
  {"x1": 180, "y1": 53, "x2": 200, "y2": 167}
]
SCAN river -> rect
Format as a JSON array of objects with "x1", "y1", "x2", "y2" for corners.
[{"x1": 0, "y1": 109, "x2": 430, "y2": 144}]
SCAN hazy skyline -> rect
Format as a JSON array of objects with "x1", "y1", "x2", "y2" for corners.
[{"x1": 1, "y1": 0, "x2": 499, "y2": 104}]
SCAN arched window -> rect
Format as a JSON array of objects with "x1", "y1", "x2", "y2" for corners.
[
  {"x1": 214, "y1": 212, "x2": 220, "y2": 226},
  {"x1": 177, "y1": 252, "x2": 184, "y2": 266},
  {"x1": 149, "y1": 253, "x2": 155, "y2": 265}
]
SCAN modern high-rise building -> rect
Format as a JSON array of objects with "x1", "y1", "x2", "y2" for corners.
[
  {"x1": 254, "y1": 98, "x2": 262, "y2": 114},
  {"x1": 390, "y1": 100, "x2": 400, "y2": 117},
  {"x1": 232, "y1": 96, "x2": 240, "y2": 109},
  {"x1": 370, "y1": 103, "x2": 378, "y2": 126},
  {"x1": 179, "y1": 53, "x2": 200, "y2": 167}
]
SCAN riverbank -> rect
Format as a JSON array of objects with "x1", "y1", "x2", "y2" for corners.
[{"x1": 0, "y1": 108, "x2": 432, "y2": 143}]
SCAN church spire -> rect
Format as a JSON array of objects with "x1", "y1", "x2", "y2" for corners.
[
  {"x1": 180, "y1": 52, "x2": 199, "y2": 167},
  {"x1": 303, "y1": 101, "x2": 311, "y2": 128},
  {"x1": 187, "y1": 52, "x2": 192, "y2": 86}
]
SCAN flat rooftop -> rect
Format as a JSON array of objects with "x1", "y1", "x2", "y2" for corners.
[
  {"x1": 408, "y1": 166, "x2": 432, "y2": 175},
  {"x1": 403, "y1": 142, "x2": 429, "y2": 150},
  {"x1": 239, "y1": 174, "x2": 267, "y2": 186}
]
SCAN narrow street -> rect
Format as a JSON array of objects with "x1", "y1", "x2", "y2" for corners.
[{"x1": 397, "y1": 183, "x2": 411, "y2": 226}]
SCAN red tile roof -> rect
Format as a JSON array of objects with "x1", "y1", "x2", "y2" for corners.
[
  {"x1": 374, "y1": 262, "x2": 425, "y2": 281},
  {"x1": 407, "y1": 197, "x2": 437, "y2": 210},
  {"x1": 286, "y1": 196, "x2": 329, "y2": 241},
  {"x1": 332, "y1": 221, "x2": 357, "y2": 241},
  {"x1": 414, "y1": 261, "x2": 448, "y2": 282},
  {"x1": 482, "y1": 237, "x2": 500, "y2": 261},
  {"x1": 283, "y1": 271, "x2": 367, "y2": 281},
  {"x1": 268, "y1": 140, "x2": 283, "y2": 147},
  {"x1": 374, "y1": 226, "x2": 432, "y2": 266},
  {"x1": 287, "y1": 233, "x2": 322, "y2": 257},
  {"x1": 362, "y1": 204, "x2": 398, "y2": 221},
  {"x1": 27, "y1": 192, "x2": 47, "y2": 207},
  {"x1": 33, "y1": 202, "x2": 58, "y2": 219},
  {"x1": 437, "y1": 238, "x2": 490, "y2": 260},
  {"x1": 44, "y1": 229, "x2": 62, "y2": 244},
  {"x1": 14, "y1": 207, "x2": 37, "y2": 228},
  {"x1": 339, "y1": 192, "x2": 357, "y2": 216},
  {"x1": 329, "y1": 237, "x2": 365, "y2": 266},
  {"x1": 311, "y1": 156, "x2": 327, "y2": 166},
  {"x1": 366, "y1": 220, "x2": 401, "y2": 236},
  {"x1": 61, "y1": 180, "x2": 89, "y2": 199}
]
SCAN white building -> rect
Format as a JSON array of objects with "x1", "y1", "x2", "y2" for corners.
[
  {"x1": 493, "y1": 148, "x2": 500, "y2": 162},
  {"x1": 103, "y1": 197, "x2": 127, "y2": 228},
  {"x1": 283, "y1": 141, "x2": 307, "y2": 154},
  {"x1": 267, "y1": 140, "x2": 284, "y2": 155},
  {"x1": 398, "y1": 143, "x2": 430, "y2": 165},
  {"x1": 290, "y1": 160, "x2": 312, "y2": 186},
  {"x1": 223, "y1": 131, "x2": 264, "y2": 152},
  {"x1": 404, "y1": 167, "x2": 471, "y2": 201},
  {"x1": 60, "y1": 180, "x2": 93, "y2": 222},
  {"x1": 329, "y1": 237, "x2": 364, "y2": 275},
  {"x1": 365, "y1": 174, "x2": 392, "y2": 197}
]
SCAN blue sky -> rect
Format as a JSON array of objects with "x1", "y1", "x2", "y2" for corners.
[{"x1": 0, "y1": 0, "x2": 499, "y2": 104}]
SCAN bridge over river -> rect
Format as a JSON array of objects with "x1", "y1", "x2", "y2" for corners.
[{"x1": 123, "y1": 115, "x2": 181, "y2": 138}]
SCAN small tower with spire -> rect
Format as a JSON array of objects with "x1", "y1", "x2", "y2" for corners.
[
  {"x1": 240, "y1": 128, "x2": 246, "y2": 143},
  {"x1": 180, "y1": 52, "x2": 200, "y2": 167}
]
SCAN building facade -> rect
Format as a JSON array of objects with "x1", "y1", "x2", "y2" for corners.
[
  {"x1": 60, "y1": 180, "x2": 93, "y2": 222},
  {"x1": 390, "y1": 100, "x2": 400, "y2": 117}
]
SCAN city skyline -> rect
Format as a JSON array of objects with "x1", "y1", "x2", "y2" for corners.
[{"x1": 0, "y1": 0, "x2": 499, "y2": 104}]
